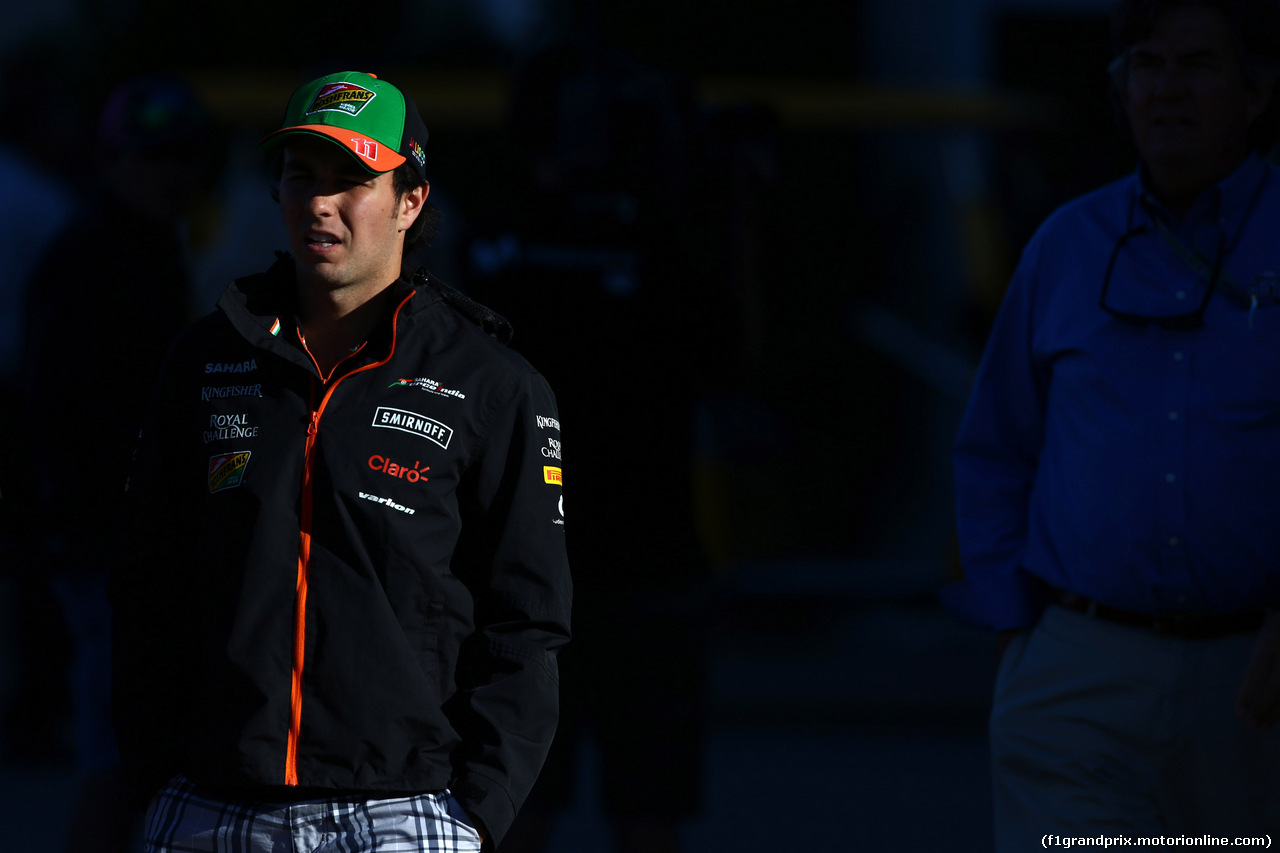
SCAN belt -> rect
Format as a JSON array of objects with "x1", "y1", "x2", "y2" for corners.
[{"x1": 1053, "y1": 590, "x2": 1265, "y2": 639}]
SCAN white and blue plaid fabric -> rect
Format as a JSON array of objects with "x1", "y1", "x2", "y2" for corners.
[{"x1": 143, "y1": 775, "x2": 484, "y2": 852}]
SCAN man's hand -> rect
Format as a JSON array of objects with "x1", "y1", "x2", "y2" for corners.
[
  {"x1": 460, "y1": 803, "x2": 487, "y2": 846},
  {"x1": 446, "y1": 794, "x2": 487, "y2": 846},
  {"x1": 1237, "y1": 610, "x2": 1280, "y2": 728}
]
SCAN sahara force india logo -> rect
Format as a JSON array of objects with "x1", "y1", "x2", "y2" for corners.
[
  {"x1": 388, "y1": 377, "x2": 466, "y2": 399},
  {"x1": 209, "y1": 451, "x2": 251, "y2": 493},
  {"x1": 306, "y1": 82, "x2": 376, "y2": 117}
]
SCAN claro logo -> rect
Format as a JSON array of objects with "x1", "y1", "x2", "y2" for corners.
[{"x1": 368, "y1": 454, "x2": 430, "y2": 484}]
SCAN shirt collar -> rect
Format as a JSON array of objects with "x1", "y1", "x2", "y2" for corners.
[{"x1": 1135, "y1": 153, "x2": 1268, "y2": 234}]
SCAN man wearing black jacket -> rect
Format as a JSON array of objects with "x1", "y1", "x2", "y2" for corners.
[{"x1": 110, "y1": 70, "x2": 572, "y2": 853}]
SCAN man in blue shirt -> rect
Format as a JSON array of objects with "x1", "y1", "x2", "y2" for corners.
[{"x1": 950, "y1": 0, "x2": 1280, "y2": 846}]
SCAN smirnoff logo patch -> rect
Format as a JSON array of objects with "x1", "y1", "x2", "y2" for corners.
[
  {"x1": 307, "y1": 83, "x2": 376, "y2": 117},
  {"x1": 372, "y1": 407, "x2": 453, "y2": 449}
]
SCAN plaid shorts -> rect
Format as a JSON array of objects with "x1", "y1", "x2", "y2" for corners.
[{"x1": 143, "y1": 775, "x2": 484, "y2": 853}]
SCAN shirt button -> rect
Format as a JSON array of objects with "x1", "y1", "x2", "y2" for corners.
[
  {"x1": 1169, "y1": 536, "x2": 1180, "y2": 547},
  {"x1": 1165, "y1": 472, "x2": 1177, "y2": 483},
  {"x1": 1177, "y1": 594, "x2": 1188, "y2": 604},
  {"x1": 1173, "y1": 351, "x2": 1185, "y2": 361},
  {"x1": 1176, "y1": 290, "x2": 1188, "y2": 301},
  {"x1": 1168, "y1": 411, "x2": 1179, "y2": 421}
]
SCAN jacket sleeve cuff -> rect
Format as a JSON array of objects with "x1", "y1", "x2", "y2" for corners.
[
  {"x1": 939, "y1": 571, "x2": 1048, "y2": 631},
  {"x1": 452, "y1": 771, "x2": 516, "y2": 852}
]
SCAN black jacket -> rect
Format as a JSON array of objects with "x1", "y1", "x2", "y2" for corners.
[{"x1": 110, "y1": 258, "x2": 571, "y2": 848}]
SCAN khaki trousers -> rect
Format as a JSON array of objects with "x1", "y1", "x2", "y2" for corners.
[{"x1": 991, "y1": 604, "x2": 1280, "y2": 851}]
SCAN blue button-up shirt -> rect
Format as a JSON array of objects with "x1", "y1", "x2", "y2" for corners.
[{"x1": 946, "y1": 154, "x2": 1280, "y2": 630}]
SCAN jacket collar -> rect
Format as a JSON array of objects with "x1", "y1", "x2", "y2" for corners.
[{"x1": 217, "y1": 258, "x2": 513, "y2": 368}]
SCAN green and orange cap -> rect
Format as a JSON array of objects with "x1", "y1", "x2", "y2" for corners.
[{"x1": 260, "y1": 71, "x2": 428, "y2": 179}]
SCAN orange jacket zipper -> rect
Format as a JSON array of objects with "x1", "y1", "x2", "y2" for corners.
[{"x1": 284, "y1": 291, "x2": 413, "y2": 786}]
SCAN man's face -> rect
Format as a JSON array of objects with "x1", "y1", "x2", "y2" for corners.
[
  {"x1": 1122, "y1": 4, "x2": 1267, "y2": 191},
  {"x1": 278, "y1": 136, "x2": 422, "y2": 292}
]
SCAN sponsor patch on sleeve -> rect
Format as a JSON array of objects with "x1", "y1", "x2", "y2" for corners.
[
  {"x1": 209, "y1": 451, "x2": 252, "y2": 493},
  {"x1": 543, "y1": 466, "x2": 562, "y2": 486}
]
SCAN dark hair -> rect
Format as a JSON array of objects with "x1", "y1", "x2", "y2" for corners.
[
  {"x1": 1109, "y1": 0, "x2": 1280, "y2": 153},
  {"x1": 390, "y1": 160, "x2": 439, "y2": 256}
]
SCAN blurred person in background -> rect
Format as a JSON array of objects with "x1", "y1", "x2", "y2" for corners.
[
  {"x1": 948, "y1": 0, "x2": 1280, "y2": 847},
  {"x1": 0, "y1": 50, "x2": 78, "y2": 393},
  {"x1": 0, "y1": 46, "x2": 80, "y2": 769},
  {"x1": 467, "y1": 42, "x2": 728, "y2": 853},
  {"x1": 20, "y1": 71, "x2": 213, "y2": 852}
]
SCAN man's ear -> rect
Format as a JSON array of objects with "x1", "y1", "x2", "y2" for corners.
[{"x1": 398, "y1": 181, "x2": 430, "y2": 232}]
